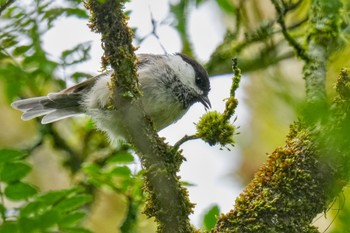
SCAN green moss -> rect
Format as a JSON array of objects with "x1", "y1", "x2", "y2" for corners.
[
  {"x1": 303, "y1": 0, "x2": 342, "y2": 102},
  {"x1": 335, "y1": 68, "x2": 350, "y2": 99},
  {"x1": 213, "y1": 71, "x2": 350, "y2": 231},
  {"x1": 85, "y1": 0, "x2": 140, "y2": 99},
  {"x1": 213, "y1": 122, "x2": 328, "y2": 232},
  {"x1": 308, "y1": 0, "x2": 342, "y2": 47},
  {"x1": 85, "y1": 1, "x2": 195, "y2": 232},
  {"x1": 211, "y1": 1, "x2": 349, "y2": 232},
  {"x1": 139, "y1": 135, "x2": 195, "y2": 233},
  {"x1": 195, "y1": 59, "x2": 240, "y2": 149},
  {"x1": 196, "y1": 111, "x2": 235, "y2": 147}
]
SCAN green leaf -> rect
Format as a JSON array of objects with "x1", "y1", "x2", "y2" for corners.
[
  {"x1": 37, "y1": 189, "x2": 73, "y2": 205},
  {"x1": 111, "y1": 166, "x2": 131, "y2": 177},
  {"x1": 216, "y1": 0, "x2": 236, "y2": 14},
  {"x1": 65, "y1": 8, "x2": 89, "y2": 18},
  {"x1": 55, "y1": 195, "x2": 92, "y2": 212},
  {"x1": 83, "y1": 163, "x2": 100, "y2": 175},
  {"x1": 4, "y1": 73, "x2": 25, "y2": 101},
  {"x1": 0, "y1": 149, "x2": 26, "y2": 163},
  {"x1": 0, "y1": 162, "x2": 31, "y2": 182},
  {"x1": 0, "y1": 203, "x2": 5, "y2": 216},
  {"x1": 18, "y1": 216, "x2": 39, "y2": 233},
  {"x1": 108, "y1": 152, "x2": 134, "y2": 164},
  {"x1": 1, "y1": 37, "x2": 17, "y2": 48},
  {"x1": 4, "y1": 182, "x2": 37, "y2": 201},
  {"x1": 58, "y1": 211, "x2": 86, "y2": 227},
  {"x1": 37, "y1": 209, "x2": 61, "y2": 229},
  {"x1": 181, "y1": 181, "x2": 196, "y2": 187},
  {"x1": 20, "y1": 188, "x2": 86, "y2": 217},
  {"x1": 119, "y1": 178, "x2": 132, "y2": 193},
  {"x1": 0, "y1": 221, "x2": 19, "y2": 233},
  {"x1": 13, "y1": 45, "x2": 32, "y2": 56},
  {"x1": 202, "y1": 205, "x2": 220, "y2": 231},
  {"x1": 20, "y1": 201, "x2": 42, "y2": 217}
]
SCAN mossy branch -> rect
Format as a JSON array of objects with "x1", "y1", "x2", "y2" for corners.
[
  {"x1": 213, "y1": 121, "x2": 324, "y2": 232},
  {"x1": 206, "y1": 3, "x2": 308, "y2": 76},
  {"x1": 212, "y1": 1, "x2": 346, "y2": 232},
  {"x1": 213, "y1": 68, "x2": 350, "y2": 232},
  {"x1": 85, "y1": 1, "x2": 194, "y2": 232},
  {"x1": 302, "y1": 0, "x2": 342, "y2": 103}
]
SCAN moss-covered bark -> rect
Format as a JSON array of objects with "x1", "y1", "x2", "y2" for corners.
[
  {"x1": 214, "y1": 122, "x2": 325, "y2": 232},
  {"x1": 83, "y1": 0, "x2": 350, "y2": 232},
  {"x1": 85, "y1": 1, "x2": 194, "y2": 232},
  {"x1": 212, "y1": 0, "x2": 348, "y2": 232},
  {"x1": 213, "y1": 68, "x2": 350, "y2": 232}
]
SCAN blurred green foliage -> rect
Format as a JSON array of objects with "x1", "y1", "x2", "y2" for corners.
[{"x1": 0, "y1": 148, "x2": 92, "y2": 233}]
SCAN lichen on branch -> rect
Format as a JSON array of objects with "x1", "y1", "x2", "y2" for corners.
[
  {"x1": 84, "y1": 1, "x2": 194, "y2": 232},
  {"x1": 213, "y1": 68, "x2": 350, "y2": 232},
  {"x1": 211, "y1": 0, "x2": 349, "y2": 232},
  {"x1": 85, "y1": 0, "x2": 140, "y2": 100},
  {"x1": 303, "y1": 0, "x2": 342, "y2": 103},
  {"x1": 213, "y1": 121, "x2": 325, "y2": 232}
]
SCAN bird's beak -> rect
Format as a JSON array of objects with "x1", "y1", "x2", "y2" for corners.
[{"x1": 198, "y1": 95, "x2": 211, "y2": 110}]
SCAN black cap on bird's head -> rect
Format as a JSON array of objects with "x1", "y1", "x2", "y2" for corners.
[{"x1": 177, "y1": 53, "x2": 211, "y2": 109}]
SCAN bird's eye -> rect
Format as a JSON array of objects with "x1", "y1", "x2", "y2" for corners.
[{"x1": 195, "y1": 77, "x2": 202, "y2": 85}]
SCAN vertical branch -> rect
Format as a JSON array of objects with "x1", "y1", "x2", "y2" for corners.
[
  {"x1": 303, "y1": 0, "x2": 342, "y2": 103},
  {"x1": 85, "y1": 1, "x2": 194, "y2": 232},
  {"x1": 86, "y1": 0, "x2": 140, "y2": 100},
  {"x1": 272, "y1": 0, "x2": 342, "y2": 103}
]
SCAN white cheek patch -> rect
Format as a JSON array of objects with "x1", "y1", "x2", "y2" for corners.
[{"x1": 167, "y1": 55, "x2": 202, "y2": 95}]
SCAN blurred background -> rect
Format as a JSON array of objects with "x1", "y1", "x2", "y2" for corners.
[{"x1": 1, "y1": 0, "x2": 350, "y2": 232}]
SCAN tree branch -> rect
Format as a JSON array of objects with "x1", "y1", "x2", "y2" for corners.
[
  {"x1": 85, "y1": 1, "x2": 194, "y2": 232},
  {"x1": 214, "y1": 121, "x2": 327, "y2": 232},
  {"x1": 212, "y1": 0, "x2": 345, "y2": 232},
  {"x1": 213, "y1": 68, "x2": 350, "y2": 232},
  {"x1": 302, "y1": 0, "x2": 342, "y2": 103},
  {"x1": 271, "y1": 0, "x2": 310, "y2": 62}
]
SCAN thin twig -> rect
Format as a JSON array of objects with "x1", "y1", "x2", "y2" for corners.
[
  {"x1": 173, "y1": 135, "x2": 198, "y2": 151},
  {"x1": 271, "y1": 0, "x2": 310, "y2": 61},
  {"x1": 149, "y1": 9, "x2": 167, "y2": 54}
]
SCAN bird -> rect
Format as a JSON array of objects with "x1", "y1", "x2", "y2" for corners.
[{"x1": 11, "y1": 53, "x2": 211, "y2": 141}]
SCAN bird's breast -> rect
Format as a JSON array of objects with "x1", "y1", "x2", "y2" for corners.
[{"x1": 141, "y1": 92, "x2": 188, "y2": 131}]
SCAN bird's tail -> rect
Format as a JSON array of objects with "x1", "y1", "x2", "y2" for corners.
[{"x1": 11, "y1": 93, "x2": 84, "y2": 124}]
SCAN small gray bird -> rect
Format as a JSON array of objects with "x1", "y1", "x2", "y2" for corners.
[{"x1": 11, "y1": 53, "x2": 211, "y2": 140}]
